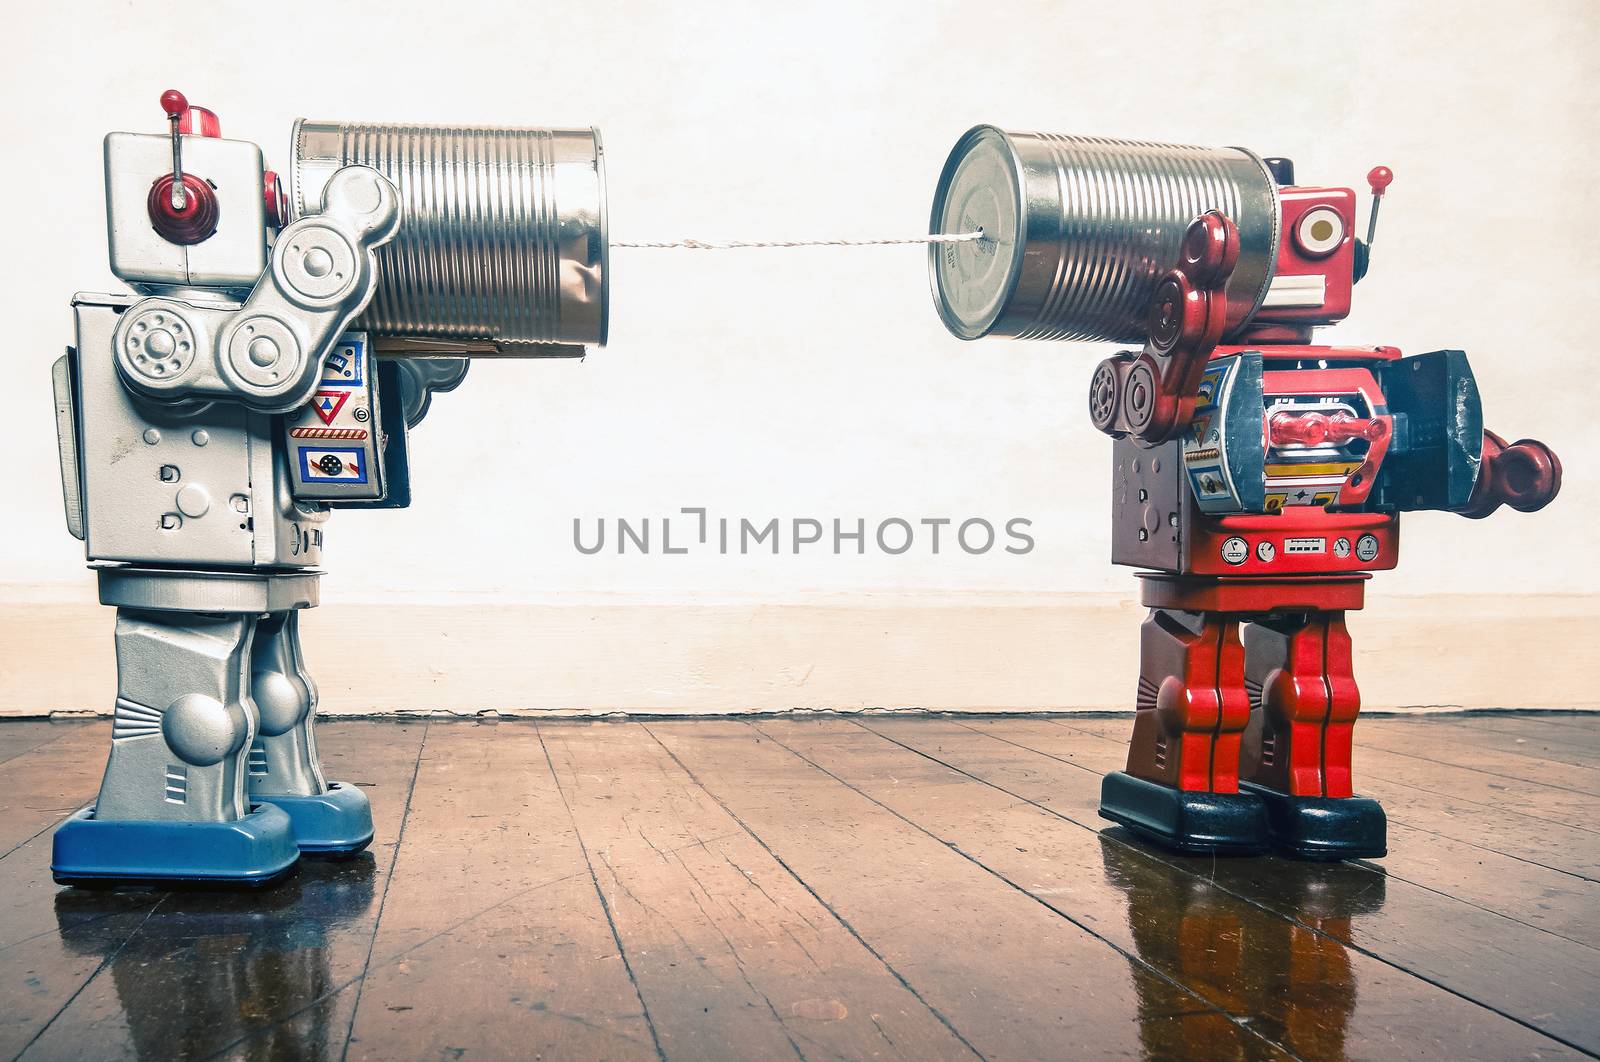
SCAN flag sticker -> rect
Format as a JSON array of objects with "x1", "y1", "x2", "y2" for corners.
[
  {"x1": 320, "y1": 342, "x2": 364, "y2": 386},
  {"x1": 298, "y1": 447, "x2": 368, "y2": 484}
]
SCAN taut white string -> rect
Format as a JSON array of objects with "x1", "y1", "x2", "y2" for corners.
[{"x1": 611, "y1": 230, "x2": 985, "y2": 250}]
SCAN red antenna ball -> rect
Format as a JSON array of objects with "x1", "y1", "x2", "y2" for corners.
[
  {"x1": 1367, "y1": 166, "x2": 1394, "y2": 196},
  {"x1": 159, "y1": 89, "x2": 188, "y2": 119}
]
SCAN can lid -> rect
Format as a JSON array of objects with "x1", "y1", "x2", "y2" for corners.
[{"x1": 928, "y1": 126, "x2": 1027, "y2": 340}]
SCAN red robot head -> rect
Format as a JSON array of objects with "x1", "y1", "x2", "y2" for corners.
[{"x1": 1244, "y1": 159, "x2": 1392, "y2": 339}]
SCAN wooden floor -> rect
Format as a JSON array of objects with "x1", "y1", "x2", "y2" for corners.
[{"x1": 1, "y1": 714, "x2": 1597, "y2": 1060}]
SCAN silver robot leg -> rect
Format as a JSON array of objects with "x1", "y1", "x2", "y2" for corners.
[
  {"x1": 244, "y1": 608, "x2": 374, "y2": 856},
  {"x1": 52, "y1": 598, "x2": 301, "y2": 887},
  {"x1": 52, "y1": 569, "x2": 323, "y2": 886},
  {"x1": 248, "y1": 611, "x2": 328, "y2": 798},
  {"x1": 95, "y1": 608, "x2": 259, "y2": 823}
]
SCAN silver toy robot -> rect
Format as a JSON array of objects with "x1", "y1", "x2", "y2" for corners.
[{"x1": 51, "y1": 90, "x2": 608, "y2": 886}]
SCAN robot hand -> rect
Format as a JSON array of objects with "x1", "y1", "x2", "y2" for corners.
[
  {"x1": 1458, "y1": 431, "x2": 1562, "y2": 519},
  {"x1": 112, "y1": 166, "x2": 400, "y2": 413}
]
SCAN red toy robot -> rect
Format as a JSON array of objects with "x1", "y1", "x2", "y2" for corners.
[{"x1": 930, "y1": 128, "x2": 1560, "y2": 859}]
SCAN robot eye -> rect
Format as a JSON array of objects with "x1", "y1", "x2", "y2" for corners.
[{"x1": 1294, "y1": 205, "x2": 1345, "y2": 257}]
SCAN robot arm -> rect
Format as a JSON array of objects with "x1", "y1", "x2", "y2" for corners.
[
  {"x1": 1088, "y1": 211, "x2": 1241, "y2": 445},
  {"x1": 112, "y1": 166, "x2": 400, "y2": 413},
  {"x1": 1457, "y1": 431, "x2": 1562, "y2": 519}
]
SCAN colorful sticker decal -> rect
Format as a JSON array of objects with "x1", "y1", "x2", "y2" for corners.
[
  {"x1": 310, "y1": 389, "x2": 352, "y2": 426},
  {"x1": 298, "y1": 447, "x2": 368, "y2": 484},
  {"x1": 289, "y1": 426, "x2": 369, "y2": 440},
  {"x1": 320, "y1": 340, "x2": 364, "y2": 387},
  {"x1": 1264, "y1": 461, "x2": 1362, "y2": 478},
  {"x1": 1184, "y1": 356, "x2": 1244, "y2": 514},
  {"x1": 1189, "y1": 464, "x2": 1231, "y2": 501}
]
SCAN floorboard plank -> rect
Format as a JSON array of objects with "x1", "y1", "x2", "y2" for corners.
[
  {"x1": 947, "y1": 716, "x2": 1600, "y2": 1055},
  {"x1": 0, "y1": 722, "x2": 77, "y2": 768},
  {"x1": 1334, "y1": 721, "x2": 1600, "y2": 798},
  {"x1": 1437, "y1": 714, "x2": 1600, "y2": 758},
  {"x1": 342, "y1": 721, "x2": 659, "y2": 1062},
  {"x1": 1502, "y1": 714, "x2": 1600, "y2": 733},
  {"x1": 0, "y1": 723, "x2": 105, "y2": 859},
  {"x1": 1038, "y1": 718, "x2": 1600, "y2": 941},
  {"x1": 1057, "y1": 716, "x2": 1600, "y2": 829},
  {"x1": 1055, "y1": 716, "x2": 1600, "y2": 879},
  {"x1": 790, "y1": 717, "x2": 1580, "y2": 1061},
  {"x1": 15, "y1": 721, "x2": 427, "y2": 1062},
  {"x1": 542, "y1": 720, "x2": 973, "y2": 1060},
  {"x1": 0, "y1": 722, "x2": 147, "y2": 1060},
  {"x1": 2, "y1": 716, "x2": 1595, "y2": 1059},
  {"x1": 649, "y1": 719, "x2": 1293, "y2": 1061}
]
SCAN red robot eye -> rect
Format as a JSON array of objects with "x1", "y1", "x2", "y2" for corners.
[{"x1": 1294, "y1": 206, "x2": 1345, "y2": 257}]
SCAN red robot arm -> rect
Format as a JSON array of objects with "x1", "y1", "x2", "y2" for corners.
[{"x1": 1088, "y1": 211, "x2": 1240, "y2": 445}]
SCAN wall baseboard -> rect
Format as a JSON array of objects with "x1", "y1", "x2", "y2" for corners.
[{"x1": 2, "y1": 592, "x2": 1594, "y2": 717}]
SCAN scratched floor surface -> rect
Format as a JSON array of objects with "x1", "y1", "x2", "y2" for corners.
[{"x1": 1, "y1": 713, "x2": 1597, "y2": 1060}]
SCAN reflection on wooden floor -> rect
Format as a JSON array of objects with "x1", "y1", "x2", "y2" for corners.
[{"x1": 1, "y1": 713, "x2": 1596, "y2": 1060}]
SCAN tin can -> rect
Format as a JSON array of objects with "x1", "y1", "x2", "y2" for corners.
[
  {"x1": 290, "y1": 120, "x2": 608, "y2": 350},
  {"x1": 929, "y1": 125, "x2": 1279, "y2": 343}
]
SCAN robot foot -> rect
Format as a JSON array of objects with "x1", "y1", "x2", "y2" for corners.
[
  {"x1": 52, "y1": 803, "x2": 300, "y2": 888},
  {"x1": 1241, "y1": 782, "x2": 1387, "y2": 861},
  {"x1": 1099, "y1": 771, "x2": 1269, "y2": 855},
  {"x1": 255, "y1": 781, "x2": 374, "y2": 857}
]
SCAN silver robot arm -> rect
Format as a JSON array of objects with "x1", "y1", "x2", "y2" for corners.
[{"x1": 111, "y1": 166, "x2": 400, "y2": 413}]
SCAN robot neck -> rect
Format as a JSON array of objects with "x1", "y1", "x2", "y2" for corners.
[{"x1": 1234, "y1": 322, "x2": 1318, "y2": 345}]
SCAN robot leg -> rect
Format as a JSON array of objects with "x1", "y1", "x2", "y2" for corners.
[
  {"x1": 247, "y1": 610, "x2": 373, "y2": 856},
  {"x1": 52, "y1": 607, "x2": 299, "y2": 887},
  {"x1": 1239, "y1": 612, "x2": 1386, "y2": 860},
  {"x1": 1099, "y1": 607, "x2": 1268, "y2": 854}
]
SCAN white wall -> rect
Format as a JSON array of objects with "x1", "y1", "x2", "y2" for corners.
[{"x1": 1, "y1": 1, "x2": 1596, "y2": 714}]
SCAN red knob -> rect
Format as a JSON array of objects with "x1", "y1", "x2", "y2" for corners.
[
  {"x1": 1268, "y1": 411, "x2": 1385, "y2": 447},
  {"x1": 263, "y1": 171, "x2": 287, "y2": 228},
  {"x1": 1367, "y1": 166, "x2": 1394, "y2": 196},
  {"x1": 160, "y1": 89, "x2": 188, "y2": 120}
]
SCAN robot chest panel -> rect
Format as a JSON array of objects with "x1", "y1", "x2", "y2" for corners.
[
  {"x1": 1181, "y1": 354, "x2": 1393, "y2": 517},
  {"x1": 1110, "y1": 435, "x2": 1401, "y2": 577}
]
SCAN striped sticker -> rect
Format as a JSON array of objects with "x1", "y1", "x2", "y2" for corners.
[{"x1": 290, "y1": 427, "x2": 369, "y2": 440}]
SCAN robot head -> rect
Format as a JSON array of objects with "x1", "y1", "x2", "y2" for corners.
[
  {"x1": 1247, "y1": 159, "x2": 1393, "y2": 335},
  {"x1": 104, "y1": 90, "x2": 287, "y2": 293}
]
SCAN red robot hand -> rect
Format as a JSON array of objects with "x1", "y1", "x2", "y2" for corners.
[{"x1": 1459, "y1": 431, "x2": 1562, "y2": 519}]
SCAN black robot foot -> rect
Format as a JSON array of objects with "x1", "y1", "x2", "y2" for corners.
[
  {"x1": 1099, "y1": 771, "x2": 1269, "y2": 855},
  {"x1": 1241, "y1": 782, "x2": 1388, "y2": 861}
]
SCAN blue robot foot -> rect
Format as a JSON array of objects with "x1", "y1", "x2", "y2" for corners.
[
  {"x1": 1099, "y1": 771, "x2": 1270, "y2": 855},
  {"x1": 52, "y1": 803, "x2": 300, "y2": 889},
  {"x1": 255, "y1": 781, "x2": 374, "y2": 857},
  {"x1": 1241, "y1": 782, "x2": 1388, "y2": 861}
]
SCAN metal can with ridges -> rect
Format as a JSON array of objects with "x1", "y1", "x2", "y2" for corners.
[
  {"x1": 929, "y1": 125, "x2": 1278, "y2": 344},
  {"x1": 290, "y1": 120, "x2": 608, "y2": 350}
]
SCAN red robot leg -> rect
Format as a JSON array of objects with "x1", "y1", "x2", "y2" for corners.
[
  {"x1": 1239, "y1": 611, "x2": 1386, "y2": 860},
  {"x1": 1099, "y1": 608, "x2": 1269, "y2": 855}
]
